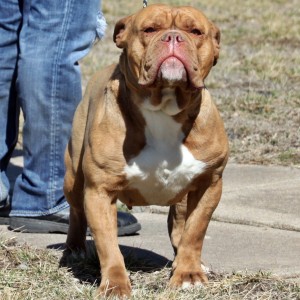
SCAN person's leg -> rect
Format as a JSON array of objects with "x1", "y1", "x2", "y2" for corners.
[
  {"x1": 7, "y1": 0, "x2": 141, "y2": 235},
  {"x1": 10, "y1": 0, "x2": 100, "y2": 217},
  {"x1": 0, "y1": 0, "x2": 22, "y2": 224}
]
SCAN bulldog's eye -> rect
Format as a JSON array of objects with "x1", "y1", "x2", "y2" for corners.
[
  {"x1": 191, "y1": 29, "x2": 203, "y2": 36},
  {"x1": 144, "y1": 27, "x2": 156, "y2": 33}
]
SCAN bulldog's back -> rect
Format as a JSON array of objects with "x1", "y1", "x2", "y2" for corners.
[{"x1": 65, "y1": 64, "x2": 123, "y2": 181}]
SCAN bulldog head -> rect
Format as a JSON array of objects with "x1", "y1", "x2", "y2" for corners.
[{"x1": 113, "y1": 4, "x2": 220, "y2": 90}]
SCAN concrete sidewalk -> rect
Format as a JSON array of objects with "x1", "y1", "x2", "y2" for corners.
[{"x1": 1, "y1": 154, "x2": 300, "y2": 280}]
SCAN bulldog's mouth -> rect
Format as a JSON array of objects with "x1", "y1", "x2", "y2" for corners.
[
  {"x1": 138, "y1": 46, "x2": 204, "y2": 89},
  {"x1": 157, "y1": 56, "x2": 187, "y2": 83}
]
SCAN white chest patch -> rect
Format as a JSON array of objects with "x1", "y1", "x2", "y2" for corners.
[{"x1": 124, "y1": 108, "x2": 206, "y2": 205}]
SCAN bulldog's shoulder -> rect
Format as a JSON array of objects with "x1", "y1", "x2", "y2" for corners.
[{"x1": 87, "y1": 63, "x2": 122, "y2": 97}]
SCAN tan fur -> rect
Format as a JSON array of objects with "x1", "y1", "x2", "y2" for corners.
[{"x1": 64, "y1": 4, "x2": 228, "y2": 298}]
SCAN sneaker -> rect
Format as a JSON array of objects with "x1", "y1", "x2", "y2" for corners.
[{"x1": 9, "y1": 209, "x2": 141, "y2": 236}]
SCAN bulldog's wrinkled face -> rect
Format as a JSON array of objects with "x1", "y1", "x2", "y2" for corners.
[{"x1": 114, "y1": 4, "x2": 220, "y2": 90}]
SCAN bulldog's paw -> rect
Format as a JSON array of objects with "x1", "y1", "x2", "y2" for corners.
[
  {"x1": 169, "y1": 267, "x2": 208, "y2": 289},
  {"x1": 97, "y1": 267, "x2": 131, "y2": 299},
  {"x1": 66, "y1": 235, "x2": 86, "y2": 254},
  {"x1": 97, "y1": 279, "x2": 131, "y2": 299}
]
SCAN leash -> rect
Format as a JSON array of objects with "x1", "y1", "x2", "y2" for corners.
[{"x1": 143, "y1": 0, "x2": 148, "y2": 8}]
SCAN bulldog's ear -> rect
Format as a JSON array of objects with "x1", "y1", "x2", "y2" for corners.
[
  {"x1": 210, "y1": 22, "x2": 221, "y2": 66},
  {"x1": 113, "y1": 16, "x2": 132, "y2": 48}
]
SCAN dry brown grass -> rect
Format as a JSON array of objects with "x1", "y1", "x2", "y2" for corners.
[
  {"x1": 1, "y1": 234, "x2": 299, "y2": 299},
  {"x1": 81, "y1": 0, "x2": 300, "y2": 166}
]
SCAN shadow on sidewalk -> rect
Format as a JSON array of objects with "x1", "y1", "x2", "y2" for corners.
[{"x1": 49, "y1": 240, "x2": 171, "y2": 284}]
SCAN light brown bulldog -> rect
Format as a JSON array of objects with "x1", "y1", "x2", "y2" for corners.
[{"x1": 64, "y1": 4, "x2": 229, "y2": 298}]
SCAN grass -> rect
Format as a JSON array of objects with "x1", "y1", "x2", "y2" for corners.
[
  {"x1": 79, "y1": 0, "x2": 300, "y2": 166},
  {"x1": 1, "y1": 233, "x2": 299, "y2": 300}
]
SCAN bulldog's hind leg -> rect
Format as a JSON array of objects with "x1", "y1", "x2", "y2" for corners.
[
  {"x1": 66, "y1": 205, "x2": 87, "y2": 252},
  {"x1": 169, "y1": 178, "x2": 223, "y2": 288},
  {"x1": 64, "y1": 148, "x2": 87, "y2": 251},
  {"x1": 168, "y1": 196, "x2": 188, "y2": 256}
]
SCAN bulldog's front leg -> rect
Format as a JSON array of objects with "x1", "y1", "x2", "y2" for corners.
[
  {"x1": 84, "y1": 186, "x2": 131, "y2": 298},
  {"x1": 169, "y1": 178, "x2": 223, "y2": 288}
]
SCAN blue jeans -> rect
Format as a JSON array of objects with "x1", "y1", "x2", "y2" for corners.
[{"x1": 0, "y1": 0, "x2": 103, "y2": 216}]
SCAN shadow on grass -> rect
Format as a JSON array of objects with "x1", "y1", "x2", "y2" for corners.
[{"x1": 49, "y1": 240, "x2": 171, "y2": 285}]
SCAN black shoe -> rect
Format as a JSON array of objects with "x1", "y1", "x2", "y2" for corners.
[
  {"x1": 9, "y1": 208, "x2": 141, "y2": 236},
  {"x1": 9, "y1": 207, "x2": 70, "y2": 234},
  {"x1": 117, "y1": 211, "x2": 141, "y2": 236},
  {"x1": 0, "y1": 203, "x2": 11, "y2": 225}
]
